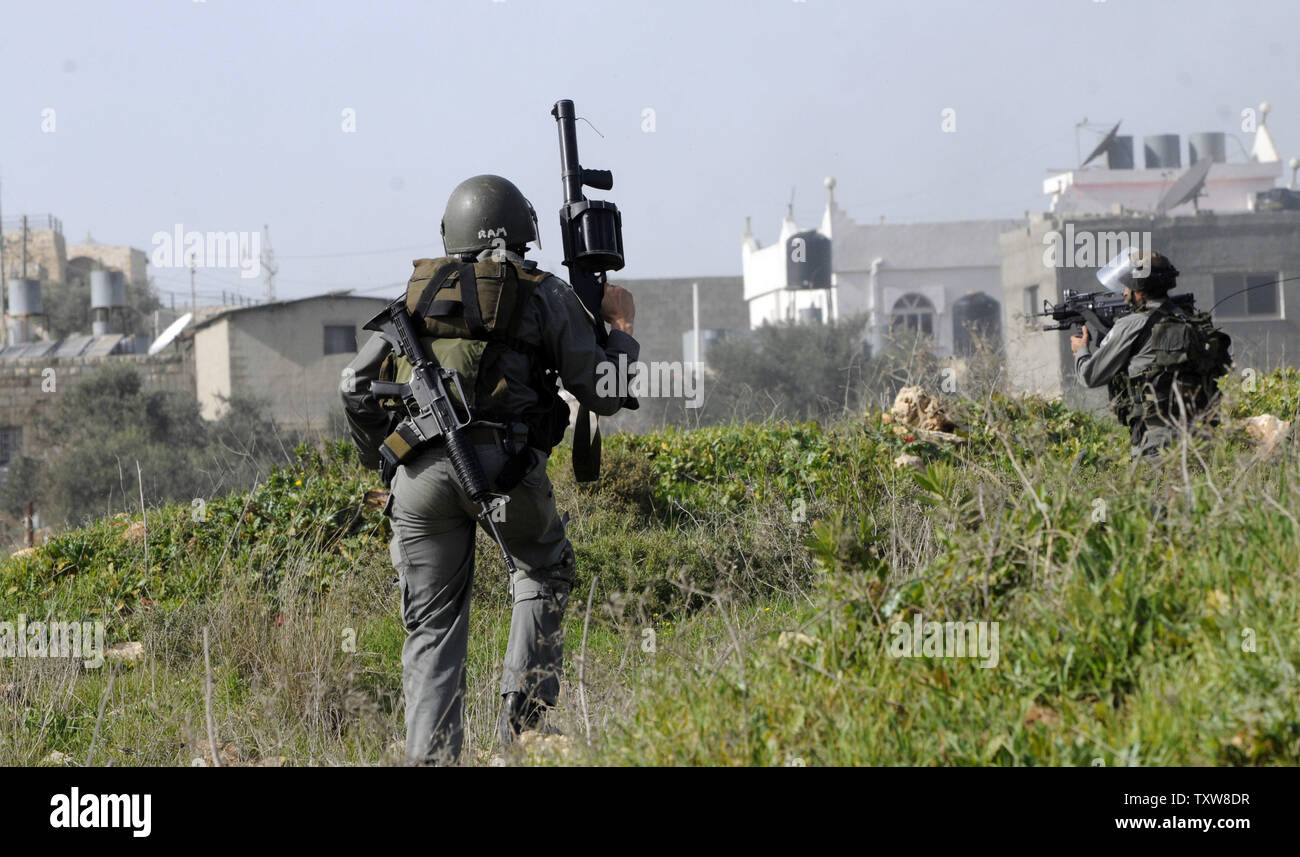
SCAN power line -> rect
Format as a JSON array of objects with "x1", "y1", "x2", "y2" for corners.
[{"x1": 276, "y1": 243, "x2": 433, "y2": 260}]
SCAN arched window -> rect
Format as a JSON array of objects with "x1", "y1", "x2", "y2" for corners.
[
  {"x1": 951, "y1": 292, "x2": 1001, "y2": 355},
  {"x1": 891, "y1": 293, "x2": 935, "y2": 336}
]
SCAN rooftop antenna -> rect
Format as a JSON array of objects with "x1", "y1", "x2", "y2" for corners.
[
  {"x1": 1072, "y1": 117, "x2": 1089, "y2": 166},
  {"x1": 787, "y1": 186, "x2": 795, "y2": 220},
  {"x1": 1080, "y1": 120, "x2": 1122, "y2": 169},
  {"x1": 262, "y1": 224, "x2": 277, "y2": 303},
  {"x1": 1290, "y1": 156, "x2": 1299, "y2": 190},
  {"x1": 1156, "y1": 156, "x2": 1214, "y2": 215}
]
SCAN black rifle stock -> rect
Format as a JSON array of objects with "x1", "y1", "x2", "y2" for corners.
[{"x1": 363, "y1": 299, "x2": 519, "y2": 576}]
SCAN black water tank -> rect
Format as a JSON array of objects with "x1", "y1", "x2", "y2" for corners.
[
  {"x1": 785, "y1": 230, "x2": 832, "y2": 289},
  {"x1": 1107, "y1": 136, "x2": 1134, "y2": 169},
  {"x1": 952, "y1": 292, "x2": 1001, "y2": 356}
]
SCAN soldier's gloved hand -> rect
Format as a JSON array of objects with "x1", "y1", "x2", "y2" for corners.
[
  {"x1": 601, "y1": 284, "x2": 635, "y2": 336},
  {"x1": 1070, "y1": 325, "x2": 1090, "y2": 354}
]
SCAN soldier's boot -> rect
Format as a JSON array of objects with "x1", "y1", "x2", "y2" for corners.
[{"x1": 496, "y1": 691, "x2": 547, "y2": 746}]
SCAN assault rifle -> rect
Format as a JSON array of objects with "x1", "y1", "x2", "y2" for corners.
[
  {"x1": 551, "y1": 98, "x2": 635, "y2": 481},
  {"x1": 1035, "y1": 289, "x2": 1196, "y2": 339},
  {"x1": 363, "y1": 299, "x2": 518, "y2": 576}
]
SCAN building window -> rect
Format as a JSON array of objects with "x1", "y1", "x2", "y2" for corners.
[
  {"x1": 0, "y1": 427, "x2": 21, "y2": 467},
  {"x1": 324, "y1": 325, "x2": 357, "y2": 355},
  {"x1": 1023, "y1": 285, "x2": 1040, "y2": 320},
  {"x1": 1212, "y1": 273, "x2": 1280, "y2": 318},
  {"x1": 891, "y1": 293, "x2": 935, "y2": 336},
  {"x1": 952, "y1": 292, "x2": 1001, "y2": 355}
]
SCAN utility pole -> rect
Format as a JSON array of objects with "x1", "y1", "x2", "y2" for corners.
[
  {"x1": 691, "y1": 280, "x2": 701, "y2": 387},
  {"x1": 262, "y1": 223, "x2": 277, "y2": 304},
  {"x1": 189, "y1": 253, "x2": 197, "y2": 310},
  {"x1": 21, "y1": 214, "x2": 28, "y2": 278}
]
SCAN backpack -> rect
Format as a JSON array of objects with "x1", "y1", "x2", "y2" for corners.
[
  {"x1": 1125, "y1": 304, "x2": 1232, "y2": 431},
  {"x1": 377, "y1": 256, "x2": 570, "y2": 451}
]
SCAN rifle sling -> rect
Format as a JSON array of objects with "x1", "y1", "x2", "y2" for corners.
[{"x1": 457, "y1": 263, "x2": 487, "y2": 338}]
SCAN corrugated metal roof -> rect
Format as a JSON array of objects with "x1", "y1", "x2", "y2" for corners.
[
  {"x1": 50, "y1": 335, "x2": 95, "y2": 358},
  {"x1": 84, "y1": 334, "x2": 127, "y2": 358},
  {"x1": 189, "y1": 293, "x2": 390, "y2": 333},
  {"x1": 0, "y1": 340, "x2": 57, "y2": 360},
  {"x1": 0, "y1": 334, "x2": 126, "y2": 360}
]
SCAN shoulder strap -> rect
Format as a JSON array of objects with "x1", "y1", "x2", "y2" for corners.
[
  {"x1": 1129, "y1": 305, "x2": 1169, "y2": 354},
  {"x1": 457, "y1": 263, "x2": 487, "y2": 338},
  {"x1": 411, "y1": 260, "x2": 461, "y2": 317}
]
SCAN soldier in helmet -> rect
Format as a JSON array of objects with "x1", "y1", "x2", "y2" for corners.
[
  {"x1": 1071, "y1": 249, "x2": 1230, "y2": 456},
  {"x1": 341, "y1": 175, "x2": 638, "y2": 763}
]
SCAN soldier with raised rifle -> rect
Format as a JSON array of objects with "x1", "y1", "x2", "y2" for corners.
[{"x1": 1068, "y1": 249, "x2": 1231, "y2": 457}]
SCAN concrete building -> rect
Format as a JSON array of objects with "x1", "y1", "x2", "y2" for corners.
[
  {"x1": 743, "y1": 179, "x2": 1019, "y2": 358},
  {"x1": 65, "y1": 236, "x2": 149, "y2": 289},
  {"x1": 186, "y1": 294, "x2": 388, "y2": 430},
  {"x1": 0, "y1": 288, "x2": 387, "y2": 499},
  {"x1": 618, "y1": 275, "x2": 747, "y2": 366}
]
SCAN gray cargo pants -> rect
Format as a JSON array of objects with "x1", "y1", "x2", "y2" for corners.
[{"x1": 387, "y1": 436, "x2": 574, "y2": 764}]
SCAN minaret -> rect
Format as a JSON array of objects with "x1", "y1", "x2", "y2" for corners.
[
  {"x1": 1251, "y1": 101, "x2": 1280, "y2": 163},
  {"x1": 821, "y1": 176, "x2": 837, "y2": 237}
]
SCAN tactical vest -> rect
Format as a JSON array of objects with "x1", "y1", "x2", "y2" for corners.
[
  {"x1": 1113, "y1": 305, "x2": 1232, "y2": 442},
  {"x1": 377, "y1": 256, "x2": 570, "y2": 452}
]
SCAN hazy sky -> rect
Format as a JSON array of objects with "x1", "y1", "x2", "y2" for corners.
[{"x1": 3, "y1": 0, "x2": 1297, "y2": 303}]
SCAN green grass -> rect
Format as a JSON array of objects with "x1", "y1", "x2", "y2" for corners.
[{"x1": 2, "y1": 372, "x2": 1298, "y2": 765}]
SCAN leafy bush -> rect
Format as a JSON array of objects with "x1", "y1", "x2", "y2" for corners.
[{"x1": 13, "y1": 362, "x2": 296, "y2": 530}]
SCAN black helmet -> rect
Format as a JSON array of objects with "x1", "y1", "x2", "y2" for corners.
[{"x1": 440, "y1": 175, "x2": 539, "y2": 255}]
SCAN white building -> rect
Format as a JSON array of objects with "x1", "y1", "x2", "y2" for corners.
[{"x1": 742, "y1": 178, "x2": 1019, "y2": 357}]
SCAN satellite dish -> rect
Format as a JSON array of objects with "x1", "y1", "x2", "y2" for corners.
[
  {"x1": 147, "y1": 312, "x2": 193, "y2": 356},
  {"x1": 1080, "y1": 121, "x2": 1121, "y2": 169},
  {"x1": 1156, "y1": 156, "x2": 1214, "y2": 214}
]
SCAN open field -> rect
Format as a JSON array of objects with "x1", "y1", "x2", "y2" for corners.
[{"x1": 3, "y1": 370, "x2": 1298, "y2": 766}]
